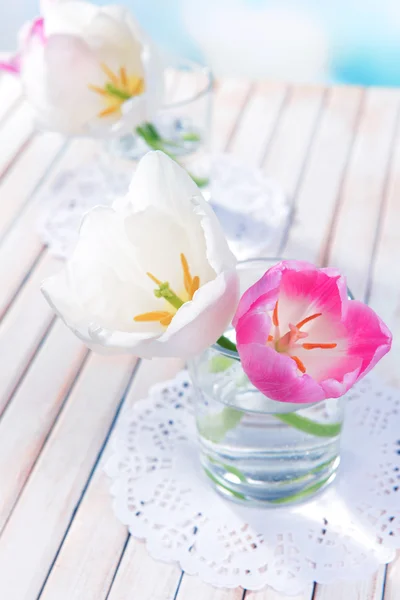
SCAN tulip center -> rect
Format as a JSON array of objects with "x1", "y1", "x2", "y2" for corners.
[
  {"x1": 88, "y1": 63, "x2": 145, "y2": 118},
  {"x1": 133, "y1": 253, "x2": 200, "y2": 327},
  {"x1": 268, "y1": 301, "x2": 337, "y2": 374}
]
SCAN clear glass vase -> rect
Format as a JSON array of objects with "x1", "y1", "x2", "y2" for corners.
[
  {"x1": 106, "y1": 57, "x2": 212, "y2": 186},
  {"x1": 188, "y1": 259, "x2": 346, "y2": 506}
]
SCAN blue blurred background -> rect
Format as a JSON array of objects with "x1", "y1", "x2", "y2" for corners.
[{"x1": 3, "y1": 0, "x2": 400, "y2": 86}]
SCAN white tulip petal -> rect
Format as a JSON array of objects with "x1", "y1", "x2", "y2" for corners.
[{"x1": 44, "y1": 1, "x2": 98, "y2": 37}]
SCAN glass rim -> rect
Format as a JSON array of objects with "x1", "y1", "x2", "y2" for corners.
[
  {"x1": 211, "y1": 257, "x2": 354, "y2": 359},
  {"x1": 162, "y1": 57, "x2": 214, "y2": 110}
]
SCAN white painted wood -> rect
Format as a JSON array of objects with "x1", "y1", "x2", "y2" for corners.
[
  {"x1": 313, "y1": 566, "x2": 386, "y2": 600},
  {"x1": 383, "y1": 552, "x2": 400, "y2": 600},
  {"x1": 0, "y1": 74, "x2": 22, "y2": 123},
  {"x1": 327, "y1": 87, "x2": 400, "y2": 301},
  {"x1": 211, "y1": 79, "x2": 252, "y2": 153},
  {"x1": 365, "y1": 112, "x2": 400, "y2": 385},
  {"x1": 0, "y1": 132, "x2": 64, "y2": 240},
  {"x1": 0, "y1": 319, "x2": 87, "y2": 531},
  {"x1": 245, "y1": 585, "x2": 314, "y2": 600},
  {"x1": 284, "y1": 86, "x2": 363, "y2": 262},
  {"x1": 178, "y1": 577, "x2": 244, "y2": 600},
  {"x1": 0, "y1": 253, "x2": 61, "y2": 414},
  {"x1": 41, "y1": 359, "x2": 184, "y2": 600},
  {"x1": 0, "y1": 138, "x2": 99, "y2": 318},
  {"x1": 262, "y1": 85, "x2": 325, "y2": 200},
  {"x1": 0, "y1": 102, "x2": 35, "y2": 176},
  {"x1": 0, "y1": 352, "x2": 135, "y2": 600},
  {"x1": 228, "y1": 81, "x2": 288, "y2": 165}
]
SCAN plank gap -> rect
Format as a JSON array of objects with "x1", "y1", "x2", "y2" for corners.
[{"x1": 259, "y1": 85, "x2": 291, "y2": 166}]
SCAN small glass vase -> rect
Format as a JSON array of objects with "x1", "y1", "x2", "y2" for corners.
[
  {"x1": 106, "y1": 57, "x2": 212, "y2": 186},
  {"x1": 188, "y1": 259, "x2": 346, "y2": 506}
]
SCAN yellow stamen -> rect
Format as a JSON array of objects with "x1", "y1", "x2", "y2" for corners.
[
  {"x1": 101, "y1": 62, "x2": 119, "y2": 85},
  {"x1": 88, "y1": 84, "x2": 108, "y2": 96},
  {"x1": 190, "y1": 276, "x2": 200, "y2": 299},
  {"x1": 120, "y1": 66, "x2": 128, "y2": 88},
  {"x1": 272, "y1": 300, "x2": 279, "y2": 327},
  {"x1": 180, "y1": 253, "x2": 193, "y2": 295},
  {"x1": 134, "y1": 311, "x2": 172, "y2": 323},
  {"x1": 291, "y1": 355, "x2": 306, "y2": 373},
  {"x1": 98, "y1": 105, "x2": 119, "y2": 118},
  {"x1": 147, "y1": 272, "x2": 163, "y2": 286},
  {"x1": 296, "y1": 312, "x2": 322, "y2": 329},
  {"x1": 302, "y1": 343, "x2": 337, "y2": 350}
]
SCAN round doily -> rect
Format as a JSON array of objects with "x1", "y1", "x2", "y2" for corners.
[
  {"x1": 36, "y1": 153, "x2": 289, "y2": 260},
  {"x1": 105, "y1": 371, "x2": 400, "y2": 595}
]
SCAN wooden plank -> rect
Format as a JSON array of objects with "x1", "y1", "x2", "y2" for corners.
[
  {"x1": 262, "y1": 85, "x2": 326, "y2": 201},
  {"x1": 326, "y1": 87, "x2": 400, "y2": 300},
  {"x1": 0, "y1": 319, "x2": 87, "y2": 532},
  {"x1": 0, "y1": 138, "x2": 98, "y2": 319},
  {"x1": 0, "y1": 75, "x2": 22, "y2": 123},
  {"x1": 211, "y1": 79, "x2": 252, "y2": 153},
  {"x1": 284, "y1": 86, "x2": 363, "y2": 261},
  {"x1": 313, "y1": 566, "x2": 386, "y2": 600},
  {"x1": 228, "y1": 81, "x2": 288, "y2": 165},
  {"x1": 38, "y1": 358, "x2": 183, "y2": 600},
  {"x1": 0, "y1": 132, "x2": 64, "y2": 242},
  {"x1": 177, "y1": 579, "x2": 244, "y2": 600},
  {"x1": 384, "y1": 553, "x2": 400, "y2": 599},
  {"x1": 365, "y1": 108, "x2": 400, "y2": 383},
  {"x1": 0, "y1": 253, "x2": 61, "y2": 415},
  {"x1": 245, "y1": 587, "x2": 314, "y2": 600},
  {"x1": 0, "y1": 102, "x2": 35, "y2": 177},
  {"x1": 0, "y1": 352, "x2": 136, "y2": 600}
]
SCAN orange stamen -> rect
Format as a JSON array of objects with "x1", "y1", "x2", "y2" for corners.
[
  {"x1": 130, "y1": 77, "x2": 144, "y2": 95},
  {"x1": 101, "y1": 63, "x2": 119, "y2": 85},
  {"x1": 98, "y1": 105, "x2": 119, "y2": 118},
  {"x1": 291, "y1": 355, "x2": 306, "y2": 373},
  {"x1": 267, "y1": 334, "x2": 274, "y2": 342},
  {"x1": 147, "y1": 272, "x2": 163, "y2": 286},
  {"x1": 272, "y1": 300, "x2": 279, "y2": 327},
  {"x1": 134, "y1": 311, "x2": 172, "y2": 323},
  {"x1": 296, "y1": 312, "x2": 322, "y2": 329},
  {"x1": 302, "y1": 343, "x2": 337, "y2": 350},
  {"x1": 190, "y1": 276, "x2": 200, "y2": 299},
  {"x1": 180, "y1": 253, "x2": 193, "y2": 295},
  {"x1": 290, "y1": 356, "x2": 306, "y2": 373},
  {"x1": 120, "y1": 66, "x2": 128, "y2": 88},
  {"x1": 160, "y1": 313, "x2": 174, "y2": 326},
  {"x1": 88, "y1": 84, "x2": 108, "y2": 96}
]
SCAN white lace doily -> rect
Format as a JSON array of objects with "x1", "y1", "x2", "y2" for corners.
[
  {"x1": 105, "y1": 371, "x2": 400, "y2": 595},
  {"x1": 37, "y1": 153, "x2": 289, "y2": 260}
]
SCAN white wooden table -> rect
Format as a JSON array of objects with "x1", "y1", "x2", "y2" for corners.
[{"x1": 0, "y1": 73, "x2": 399, "y2": 600}]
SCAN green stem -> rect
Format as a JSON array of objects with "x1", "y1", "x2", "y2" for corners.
[
  {"x1": 203, "y1": 467, "x2": 246, "y2": 500},
  {"x1": 135, "y1": 123, "x2": 209, "y2": 188},
  {"x1": 216, "y1": 335, "x2": 238, "y2": 354},
  {"x1": 198, "y1": 407, "x2": 243, "y2": 443},
  {"x1": 275, "y1": 413, "x2": 342, "y2": 437},
  {"x1": 269, "y1": 475, "x2": 332, "y2": 505}
]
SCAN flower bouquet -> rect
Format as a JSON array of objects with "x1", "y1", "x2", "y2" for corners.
[{"x1": 42, "y1": 151, "x2": 392, "y2": 505}]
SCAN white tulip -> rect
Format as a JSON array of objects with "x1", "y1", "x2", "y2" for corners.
[
  {"x1": 15, "y1": 1, "x2": 164, "y2": 135},
  {"x1": 41, "y1": 152, "x2": 239, "y2": 358}
]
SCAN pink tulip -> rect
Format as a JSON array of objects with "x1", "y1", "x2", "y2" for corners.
[{"x1": 233, "y1": 260, "x2": 392, "y2": 404}]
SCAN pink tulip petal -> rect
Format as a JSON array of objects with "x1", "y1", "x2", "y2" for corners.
[
  {"x1": 0, "y1": 55, "x2": 21, "y2": 75},
  {"x1": 237, "y1": 339, "x2": 327, "y2": 404},
  {"x1": 343, "y1": 300, "x2": 392, "y2": 377}
]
